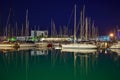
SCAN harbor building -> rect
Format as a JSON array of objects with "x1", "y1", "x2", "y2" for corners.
[
  {"x1": 98, "y1": 36, "x2": 110, "y2": 41},
  {"x1": 31, "y1": 30, "x2": 48, "y2": 38}
]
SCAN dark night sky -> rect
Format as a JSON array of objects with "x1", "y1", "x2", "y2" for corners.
[{"x1": 0, "y1": 0, "x2": 120, "y2": 35}]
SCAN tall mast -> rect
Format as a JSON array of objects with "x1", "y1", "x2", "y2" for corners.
[
  {"x1": 63, "y1": 26, "x2": 67, "y2": 35},
  {"x1": 59, "y1": 26, "x2": 62, "y2": 37},
  {"x1": 5, "y1": 8, "x2": 11, "y2": 37},
  {"x1": 92, "y1": 21, "x2": 95, "y2": 39},
  {"x1": 8, "y1": 24, "x2": 10, "y2": 38},
  {"x1": 51, "y1": 19, "x2": 52, "y2": 37},
  {"x1": 83, "y1": 5, "x2": 85, "y2": 40},
  {"x1": 95, "y1": 27, "x2": 98, "y2": 39},
  {"x1": 80, "y1": 11, "x2": 83, "y2": 40},
  {"x1": 16, "y1": 22, "x2": 18, "y2": 37},
  {"x1": 25, "y1": 9, "x2": 29, "y2": 36},
  {"x1": 21, "y1": 24, "x2": 24, "y2": 36},
  {"x1": 88, "y1": 18, "x2": 91, "y2": 40},
  {"x1": 11, "y1": 27, "x2": 13, "y2": 37},
  {"x1": 53, "y1": 20, "x2": 57, "y2": 37},
  {"x1": 74, "y1": 4, "x2": 76, "y2": 43},
  {"x1": 85, "y1": 17, "x2": 88, "y2": 41}
]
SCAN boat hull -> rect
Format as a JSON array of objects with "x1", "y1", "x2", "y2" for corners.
[
  {"x1": 19, "y1": 43, "x2": 35, "y2": 47},
  {"x1": 0, "y1": 44, "x2": 17, "y2": 52},
  {"x1": 61, "y1": 43, "x2": 97, "y2": 49},
  {"x1": 61, "y1": 48, "x2": 97, "y2": 53},
  {"x1": 110, "y1": 45, "x2": 120, "y2": 49},
  {"x1": 35, "y1": 42, "x2": 48, "y2": 48},
  {"x1": 110, "y1": 41, "x2": 120, "y2": 49}
]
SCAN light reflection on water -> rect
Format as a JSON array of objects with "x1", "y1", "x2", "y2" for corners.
[{"x1": 0, "y1": 48, "x2": 120, "y2": 80}]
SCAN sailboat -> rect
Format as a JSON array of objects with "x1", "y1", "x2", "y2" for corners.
[
  {"x1": 61, "y1": 5, "x2": 97, "y2": 49},
  {"x1": 0, "y1": 9, "x2": 20, "y2": 49},
  {"x1": 18, "y1": 10, "x2": 35, "y2": 48}
]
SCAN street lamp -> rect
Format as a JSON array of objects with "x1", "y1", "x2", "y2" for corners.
[
  {"x1": 109, "y1": 33, "x2": 114, "y2": 41},
  {"x1": 109, "y1": 33, "x2": 114, "y2": 37}
]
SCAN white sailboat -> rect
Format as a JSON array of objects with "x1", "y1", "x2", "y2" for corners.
[
  {"x1": 19, "y1": 10, "x2": 35, "y2": 48},
  {"x1": 0, "y1": 9, "x2": 16, "y2": 49},
  {"x1": 61, "y1": 5, "x2": 97, "y2": 49}
]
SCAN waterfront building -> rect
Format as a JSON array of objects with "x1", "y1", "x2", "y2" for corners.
[
  {"x1": 31, "y1": 30, "x2": 48, "y2": 38},
  {"x1": 97, "y1": 36, "x2": 110, "y2": 41}
]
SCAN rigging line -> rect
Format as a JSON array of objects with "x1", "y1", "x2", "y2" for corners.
[
  {"x1": 75, "y1": 5, "x2": 80, "y2": 36},
  {"x1": 66, "y1": 6, "x2": 74, "y2": 28}
]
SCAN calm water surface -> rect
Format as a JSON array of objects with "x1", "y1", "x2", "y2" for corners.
[{"x1": 0, "y1": 48, "x2": 120, "y2": 80}]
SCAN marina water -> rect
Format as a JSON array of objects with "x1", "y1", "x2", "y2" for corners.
[{"x1": 0, "y1": 49, "x2": 120, "y2": 80}]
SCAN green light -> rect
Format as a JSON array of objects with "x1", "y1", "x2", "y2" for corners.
[
  {"x1": 8, "y1": 37, "x2": 17, "y2": 41},
  {"x1": 12, "y1": 38, "x2": 16, "y2": 41},
  {"x1": 31, "y1": 37, "x2": 37, "y2": 41}
]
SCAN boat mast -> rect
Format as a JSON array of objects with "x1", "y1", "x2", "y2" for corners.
[
  {"x1": 85, "y1": 17, "x2": 88, "y2": 41},
  {"x1": 95, "y1": 26, "x2": 98, "y2": 39},
  {"x1": 25, "y1": 9, "x2": 29, "y2": 36},
  {"x1": 21, "y1": 24, "x2": 24, "y2": 36},
  {"x1": 51, "y1": 19, "x2": 52, "y2": 37},
  {"x1": 83, "y1": 5, "x2": 85, "y2": 40},
  {"x1": 53, "y1": 20, "x2": 57, "y2": 37},
  {"x1": 51, "y1": 19, "x2": 57, "y2": 37},
  {"x1": 92, "y1": 21, "x2": 95, "y2": 39},
  {"x1": 80, "y1": 11, "x2": 83, "y2": 40},
  {"x1": 74, "y1": 4, "x2": 76, "y2": 43},
  {"x1": 5, "y1": 8, "x2": 11, "y2": 38},
  {"x1": 8, "y1": 24, "x2": 10, "y2": 38},
  {"x1": 88, "y1": 18, "x2": 91, "y2": 40},
  {"x1": 59, "y1": 26, "x2": 62, "y2": 37},
  {"x1": 16, "y1": 22, "x2": 18, "y2": 37}
]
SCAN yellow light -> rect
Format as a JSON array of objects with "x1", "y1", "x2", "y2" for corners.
[{"x1": 109, "y1": 33, "x2": 114, "y2": 37}]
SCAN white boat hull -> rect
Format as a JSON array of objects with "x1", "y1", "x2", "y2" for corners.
[
  {"x1": 61, "y1": 43, "x2": 97, "y2": 49},
  {"x1": 110, "y1": 44, "x2": 120, "y2": 49},
  {"x1": 110, "y1": 41, "x2": 120, "y2": 49},
  {"x1": 35, "y1": 42, "x2": 48, "y2": 48},
  {"x1": 54, "y1": 46, "x2": 61, "y2": 49},
  {"x1": 19, "y1": 43, "x2": 35, "y2": 47},
  {"x1": 61, "y1": 48, "x2": 97, "y2": 53},
  {"x1": 0, "y1": 44, "x2": 15, "y2": 50}
]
